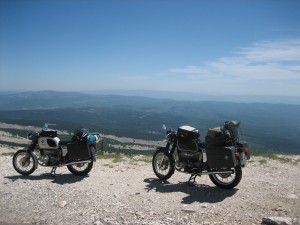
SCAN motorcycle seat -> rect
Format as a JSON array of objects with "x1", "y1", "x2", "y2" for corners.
[{"x1": 59, "y1": 140, "x2": 72, "y2": 146}]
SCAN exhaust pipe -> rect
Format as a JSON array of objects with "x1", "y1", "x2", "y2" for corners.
[
  {"x1": 62, "y1": 160, "x2": 92, "y2": 166},
  {"x1": 180, "y1": 169, "x2": 234, "y2": 176},
  {"x1": 201, "y1": 170, "x2": 234, "y2": 175}
]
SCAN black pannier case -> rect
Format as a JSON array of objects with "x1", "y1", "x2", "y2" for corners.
[
  {"x1": 40, "y1": 129, "x2": 57, "y2": 137},
  {"x1": 206, "y1": 146, "x2": 239, "y2": 168},
  {"x1": 67, "y1": 143, "x2": 91, "y2": 160}
]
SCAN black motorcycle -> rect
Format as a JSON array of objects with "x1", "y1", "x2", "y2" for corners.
[
  {"x1": 152, "y1": 121, "x2": 250, "y2": 189},
  {"x1": 12, "y1": 124, "x2": 103, "y2": 176}
]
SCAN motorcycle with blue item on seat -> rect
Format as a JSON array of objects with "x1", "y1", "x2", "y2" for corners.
[
  {"x1": 152, "y1": 121, "x2": 250, "y2": 189},
  {"x1": 12, "y1": 124, "x2": 103, "y2": 176}
]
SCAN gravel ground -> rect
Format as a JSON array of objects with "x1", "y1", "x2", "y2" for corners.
[{"x1": 0, "y1": 147, "x2": 300, "y2": 225}]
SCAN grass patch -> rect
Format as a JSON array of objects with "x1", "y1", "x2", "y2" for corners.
[
  {"x1": 1, "y1": 152, "x2": 14, "y2": 156},
  {"x1": 258, "y1": 159, "x2": 267, "y2": 165},
  {"x1": 256, "y1": 153, "x2": 294, "y2": 164},
  {"x1": 127, "y1": 155, "x2": 152, "y2": 164},
  {"x1": 112, "y1": 154, "x2": 123, "y2": 163},
  {"x1": 97, "y1": 153, "x2": 124, "y2": 163},
  {"x1": 250, "y1": 151, "x2": 300, "y2": 165}
]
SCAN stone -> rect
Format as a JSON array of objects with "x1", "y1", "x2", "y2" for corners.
[
  {"x1": 262, "y1": 217, "x2": 293, "y2": 225},
  {"x1": 58, "y1": 201, "x2": 67, "y2": 208},
  {"x1": 287, "y1": 194, "x2": 299, "y2": 199},
  {"x1": 113, "y1": 193, "x2": 119, "y2": 198},
  {"x1": 181, "y1": 209, "x2": 196, "y2": 213}
]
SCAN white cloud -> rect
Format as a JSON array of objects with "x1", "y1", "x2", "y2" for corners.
[
  {"x1": 170, "y1": 39, "x2": 300, "y2": 82},
  {"x1": 239, "y1": 39, "x2": 300, "y2": 62}
]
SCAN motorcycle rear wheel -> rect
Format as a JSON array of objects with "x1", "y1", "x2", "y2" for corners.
[
  {"x1": 152, "y1": 148, "x2": 175, "y2": 180},
  {"x1": 67, "y1": 161, "x2": 93, "y2": 176},
  {"x1": 209, "y1": 165, "x2": 242, "y2": 189},
  {"x1": 12, "y1": 150, "x2": 37, "y2": 176}
]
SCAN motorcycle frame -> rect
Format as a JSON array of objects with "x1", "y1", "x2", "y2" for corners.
[
  {"x1": 25, "y1": 137, "x2": 95, "y2": 170},
  {"x1": 161, "y1": 131, "x2": 237, "y2": 175}
]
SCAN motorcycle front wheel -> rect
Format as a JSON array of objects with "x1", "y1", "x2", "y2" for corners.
[
  {"x1": 12, "y1": 150, "x2": 37, "y2": 175},
  {"x1": 67, "y1": 161, "x2": 93, "y2": 176},
  {"x1": 152, "y1": 148, "x2": 175, "y2": 180},
  {"x1": 209, "y1": 165, "x2": 242, "y2": 189}
]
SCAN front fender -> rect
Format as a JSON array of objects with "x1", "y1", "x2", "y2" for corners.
[
  {"x1": 156, "y1": 147, "x2": 177, "y2": 157},
  {"x1": 31, "y1": 151, "x2": 39, "y2": 169},
  {"x1": 156, "y1": 147, "x2": 169, "y2": 154},
  {"x1": 25, "y1": 143, "x2": 38, "y2": 169}
]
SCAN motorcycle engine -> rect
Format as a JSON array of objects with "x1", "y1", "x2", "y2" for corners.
[
  {"x1": 177, "y1": 151, "x2": 203, "y2": 171},
  {"x1": 39, "y1": 149, "x2": 62, "y2": 165}
]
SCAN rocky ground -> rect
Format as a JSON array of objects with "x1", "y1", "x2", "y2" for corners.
[
  {"x1": 0, "y1": 145, "x2": 300, "y2": 225},
  {"x1": 0, "y1": 122, "x2": 299, "y2": 225}
]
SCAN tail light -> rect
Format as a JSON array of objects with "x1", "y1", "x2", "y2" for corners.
[
  {"x1": 236, "y1": 146, "x2": 250, "y2": 158},
  {"x1": 238, "y1": 146, "x2": 250, "y2": 153},
  {"x1": 242, "y1": 147, "x2": 250, "y2": 152}
]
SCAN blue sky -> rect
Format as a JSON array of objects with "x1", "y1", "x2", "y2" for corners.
[{"x1": 1, "y1": 0, "x2": 300, "y2": 96}]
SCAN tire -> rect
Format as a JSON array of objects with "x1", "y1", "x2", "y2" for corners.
[
  {"x1": 152, "y1": 148, "x2": 175, "y2": 180},
  {"x1": 67, "y1": 161, "x2": 93, "y2": 176},
  {"x1": 209, "y1": 165, "x2": 242, "y2": 189},
  {"x1": 12, "y1": 150, "x2": 37, "y2": 176}
]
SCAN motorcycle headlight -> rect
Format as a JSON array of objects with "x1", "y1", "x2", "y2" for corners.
[
  {"x1": 27, "y1": 131, "x2": 34, "y2": 140},
  {"x1": 166, "y1": 132, "x2": 174, "y2": 141},
  {"x1": 27, "y1": 131, "x2": 38, "y2": 142}
]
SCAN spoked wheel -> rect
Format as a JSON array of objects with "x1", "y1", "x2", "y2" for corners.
[
  {"x1": 152, "y1": 148, "x2": 175, "y2": 180},
  {"x1": 12, "y1": 150, "x2": 37, "y2": 175},
  {"x1": 209, "y1": 165, "x2": 242, "y2": 189},
  {"x1": 67, "y1": 161, "x2": 93, "y2": 176}
]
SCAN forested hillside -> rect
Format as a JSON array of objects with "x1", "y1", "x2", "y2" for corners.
[{"x1": 0, "y1": 91, "x2": 299, "y2": 154}]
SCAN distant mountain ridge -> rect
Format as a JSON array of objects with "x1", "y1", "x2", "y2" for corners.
[
  {"x1": 1, "y1": 90, "x2": 300, "y2": 110},
  {"x1": 0, "y1": 90, "x2": 175, "y2": 110},
  {"x1": 0, "y1": 90, "x2": 299, "y2": 154},
  {"x1": 86, "y1": 89, "x2": 300, "y2": 105}
]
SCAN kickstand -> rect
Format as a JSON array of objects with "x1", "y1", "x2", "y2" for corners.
[
  {"x1": 188, "y1": 173, "x2": 197, "y2": 186},
  {"x1": 50, "y1": 167, "x2": 57, "y2": 177}
]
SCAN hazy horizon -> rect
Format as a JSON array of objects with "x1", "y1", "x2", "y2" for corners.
[{"x1": 1, "y1": 89, "x2": 300, "y2": 105}]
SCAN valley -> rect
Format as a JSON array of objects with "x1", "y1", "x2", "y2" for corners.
[{"x1": 0, "y1": 91, "x2": 299, "y2": 154}]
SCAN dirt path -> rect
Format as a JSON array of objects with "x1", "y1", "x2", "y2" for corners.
[{"x1": 0, "y1": 148, "x2": 299, "y2": 225}]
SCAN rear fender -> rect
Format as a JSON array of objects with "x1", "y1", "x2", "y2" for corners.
[
  {"x1": 237, "y1": 141, "x2": 250, "y2": 163},
  {"x1": 89, "y1": 144, "x2": 97, "y2": 162}
]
